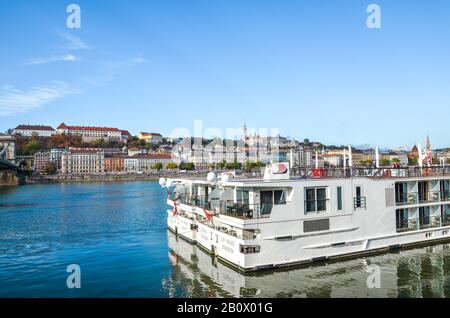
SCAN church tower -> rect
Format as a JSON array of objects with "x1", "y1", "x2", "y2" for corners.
[{"x1": 242, "y1": 121, "x2": 247, "y2": 143}]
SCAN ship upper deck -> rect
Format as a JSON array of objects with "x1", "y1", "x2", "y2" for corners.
[{"x1": 169, "y1": 166, "x2": 450, "y2": 188}]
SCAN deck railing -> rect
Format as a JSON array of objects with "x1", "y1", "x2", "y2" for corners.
[
  {"x1": 429, "y1": 191, "x2": 441, "y2": 202},
  {"x1": 419, "y1": 191, "x2": 441, "y2": 203},
  {"x1": 419, "y1": 216, "x2": 441, "y2": 229},
  {"x1": 442, "y1": 215, "x2": 450, "y2": 226},
  {"x1": 442, "y1": 191, "x2": 450, "y2": 201},
  {"x1": 396, "y1": 192, "x2": 419, "y2": 205},
  {"x1": 220, "y1": 201, "x2": 272, "y2": 219},
  {"x1": 291, "y1": 166, "x2": 450, "y2": 179},
  {"x1": 396, "y1": 191, "x2": 450, "y2": 205},
  {"x1": 169, "y1": 193, "x2": 211, "y2": 209},
  {"x1": 353, "y1": 197, "x2": 367, "y2": 209},
  {"x1": 168, "y1": 194, "x2": 271, "y2": 220},
  {"x1": 397, "y1": 218, "x2": 419, "y2": 232}
]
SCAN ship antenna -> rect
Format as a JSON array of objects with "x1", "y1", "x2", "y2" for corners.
[{"x1": 375, "y1": 147, "x2": 380, "y2": 168}]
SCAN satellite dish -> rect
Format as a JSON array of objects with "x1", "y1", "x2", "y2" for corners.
[
  {"x1": 159, "y1": 177, "x2": 167, "y2": 187},
  {"x1": 207, "y1": 172, "x2": 216, "y2": 184}
]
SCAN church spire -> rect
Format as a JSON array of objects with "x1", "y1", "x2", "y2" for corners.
[{"x1": 242, "y1": 121, "x2": 247, "y2": 141}]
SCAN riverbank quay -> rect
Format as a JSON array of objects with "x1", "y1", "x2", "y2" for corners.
[{"x1": 26, "y1": 172, "x2": 209, "y2": 184}]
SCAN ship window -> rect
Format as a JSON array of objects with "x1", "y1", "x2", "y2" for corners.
[
  {"x1": 353, "y1": 186, "x2": 366, "y2": 209},
  {"x1": 260, "y1": 191, "x2": 274, "y2": 215},
  {"x1": 274, "y1": 190, "x2": 286, "y2": 205},
  {"x1": 305, "y1": 187, "x2": 328, "y2": 214},
  {"x1": 260, "y1": 189, "x2": 287, "y2": 216},
  {"x1": 441, "y1": 181, "x2": 450, "y2": 200},
  {"x1": 418, "y1": 182, "x2": 429, "y2": 203},
  {"x1": 443, "y1": 205, "x2": 450, "y2": 226},
  {"x1": 396, "y1": 209, "x2": 408, "y2": 232},
  {"x1": 419, "y1": 207, "x2": 430, "y2": 229},
  {"x1": 337, "y1": 187, "x2": 343, "y2": 211},
  {"x1": 236, "y1": 189, "x2": 249, "y2": 205},
  {"x1": 239, "y1": 245, "x2": 261, "y2": 254},
  {"x1": 395, "y1": 182, "x2": 408, "y2": 204}
]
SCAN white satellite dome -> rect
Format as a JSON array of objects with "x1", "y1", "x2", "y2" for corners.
[
  {"x1": 166, "y1": 179, "x2": 173, "y2": 188},
  {"x1": 159, "y1": 177, "x2": 167, "y2": 187},
  {"x1": 207, "y1": 172, "x2": 216, "y2": 183}
]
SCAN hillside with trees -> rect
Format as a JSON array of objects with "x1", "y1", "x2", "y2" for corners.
[{"x1": 16, "y1": 135, "x2": 126, "y2": 156}]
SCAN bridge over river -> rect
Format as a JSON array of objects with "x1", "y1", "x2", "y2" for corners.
[{"x1": 0, "y1": 134, "x2": 25, "y2": 185}]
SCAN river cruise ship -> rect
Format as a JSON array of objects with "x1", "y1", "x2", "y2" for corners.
[{"x1": 161, "y1": 163, "x2": 450, "y2": 272}]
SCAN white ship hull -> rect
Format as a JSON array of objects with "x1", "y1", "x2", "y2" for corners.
[{"x1": 168, "y1": 207, "x2": 450, "y2": 271}]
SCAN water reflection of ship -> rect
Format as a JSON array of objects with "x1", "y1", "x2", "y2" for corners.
[
  {"x1": 165, "y1": 231, "x2": 450, "y2": 298},
  {"x1": 396, "y1": 244, "x2": 450, "y2": 298}
]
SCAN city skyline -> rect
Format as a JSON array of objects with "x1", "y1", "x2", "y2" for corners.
[{"x1": 1, "y1": 1, "x2": 450, "y2": 148}]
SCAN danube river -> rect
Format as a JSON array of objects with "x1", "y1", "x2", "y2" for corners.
[{"x1": 1, "y1": 182, "x2": 450, "y2": 298}]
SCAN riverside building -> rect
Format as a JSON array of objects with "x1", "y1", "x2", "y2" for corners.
[{"x1": 61, "y1": 148, "x2": 105, "y2": 175}]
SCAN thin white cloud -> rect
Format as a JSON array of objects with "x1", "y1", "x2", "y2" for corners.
[
  {"x1": 57, "y1": 30, "x2": 90, "y2": 50},
  {"x1": 104, "y1": 56, "x2": 146, "y2": 70},
  {"x1": 0, "y1": 81, "x2": 82, "y2": 117},
  {"x1": 26, "y1": 54, "x2": 81, "y2": 65},
  {"x1": 83, "y1": 56, "x2": 146, "y2": 86},
  {"x1": 82, "y1": 74, "x2": 116, "y2": 87},
  {"x1": 130, "y1": 56, "x2": 145, "y2": 65}
]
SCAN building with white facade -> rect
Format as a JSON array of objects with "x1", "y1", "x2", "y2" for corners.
[
  {"x1": 34, "y1": 151, "x2": 51, "y2": 173},
  {"x1": 61, "y1": 148, "x2": 105, "y2": 175},
  {"x1": 137, "y1": 132, "x2": 163, "y2": 144},
  {"x1": 124, "y1": 153, "x2": 177, "y2": 172},
  {"x1": 124, "y1": 157, "x2": 139, "y2": 173},
  {"x1": 121, "y1": 130, "x2": 132, "y2": 143},
  {"x1": 34, "y1": 149, "x2": 64, "y2": 173},
  {"x1": 56, "y1": 123, "x2": 122, "y2": 141},
  {"x1": 12, "y1": 125, "x2": 55, "y2": 137}
]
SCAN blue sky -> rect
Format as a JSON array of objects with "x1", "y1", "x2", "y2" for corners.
[{"x1": 1, "y1": 0, "x2": 450, "y2": 149}]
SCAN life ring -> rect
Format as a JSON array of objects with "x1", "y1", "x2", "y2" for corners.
[{"x1": 384, "y1": 169, "x2": 391, "y2": 177}]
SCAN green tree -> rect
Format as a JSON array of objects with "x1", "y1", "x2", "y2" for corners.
[
  {"x1": 360, "y1": 160, "x2": 373, "y2": 167},
  {"x1": 380, "y1": 159, "x2": 391, "y2": 166},
  {"x1": 226, "y1": 160, "x2": 241, "y2": 170},
  {"x1": 408, "y1": 157, "x2": 418, "y2": 166},
  {"x1": 166, "y1": 162, "x2": 178, "y2": 170},
  {"x1": 244, "y1": 161, "x2": 256, "y2": 171},
  {"x1": 255, "y1": 161, "x2": 265, "y2": 168},
  {"x1": 94, "y1": 138, "x2": 106, "y2": 148},
  {"x1": 22, "y1": 140, "x2": 41, "y2": 155},
  {"x1": 217, "y1": 160, "x2": 227, "y2": 170},
  {"x1": 153, "y1": 162, "x2": 163, "y2": 170},
  {"x1": 180, "y1": 162, "x2": 195, "y2": 170},
  {"x1": 22, "y1": 161, "x2": 32, "y2": 173},
  {"x1": 432, "y1": 158, "x2": 440, "y2": 165},
  {"x1": 42, "y1": 162, "x2": 57, "y2": 175}
]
